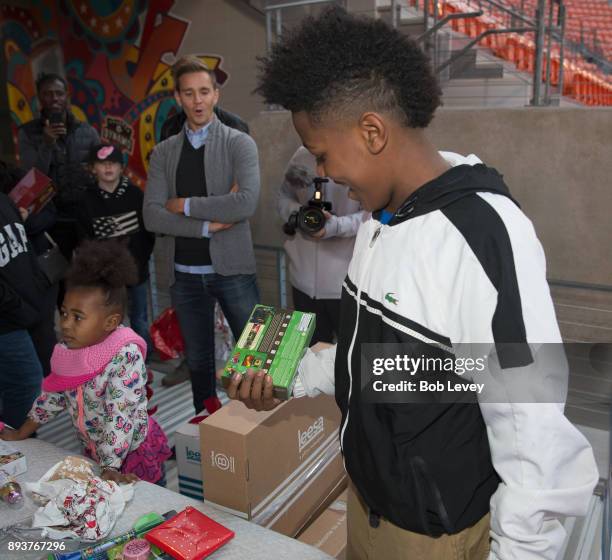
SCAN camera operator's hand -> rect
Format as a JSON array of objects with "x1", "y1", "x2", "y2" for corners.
[
  {"x1": 226, "y1": 370, "x2": 282, "y2": 411},
  {"x1": 307, "y1": 210, "x2": 333, "y2": 239},
  {"x1": 43, "y1": 119, "x2": 67, "y2": 144},
  {"x1": 209, "y1": 221, "x2": 234, "y2": 233}
]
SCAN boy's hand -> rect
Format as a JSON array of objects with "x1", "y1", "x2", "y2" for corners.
[
  {"x1": 226, "y1": 370, "x2": 282, "y2": 411},
  {"x1": 0, "y1": 427, "x2": 26, "y2": 441},
  {"x1": 101, "y1": 468, "x2": 139, "y2": 485}
]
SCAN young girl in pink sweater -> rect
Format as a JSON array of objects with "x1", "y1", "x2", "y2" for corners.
[{"x1": 0, "y1": 240, "x2": 170, "y2": 485}]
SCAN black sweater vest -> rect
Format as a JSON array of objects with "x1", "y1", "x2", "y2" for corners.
[{"x1": 174, "y1": 140, "x2": 212, "y2": 267}]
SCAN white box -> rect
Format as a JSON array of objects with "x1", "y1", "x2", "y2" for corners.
[
  {"x1": 0, "y1": 441, "x2": 27, "y2": 477},
  {"x1": 175, "y1": 412, "x2": 206, "y2": 500}
]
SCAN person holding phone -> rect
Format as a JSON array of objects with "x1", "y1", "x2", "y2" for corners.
[{"x1": 18, "y1": 73, "x2": 100, "y2": 262}]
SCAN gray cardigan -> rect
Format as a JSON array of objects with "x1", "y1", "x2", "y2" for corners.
[{"x1": 143, "y1": 118, "x2": 260, "y2": 286}]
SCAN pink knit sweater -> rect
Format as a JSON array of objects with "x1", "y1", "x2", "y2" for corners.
[{"x1": 43, "y1": 326, "x2": 146, "y2": 393}]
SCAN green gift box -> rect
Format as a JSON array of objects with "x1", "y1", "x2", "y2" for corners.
[{"x1": 221, "y1": 305, "x2": 316, "y2": 400}]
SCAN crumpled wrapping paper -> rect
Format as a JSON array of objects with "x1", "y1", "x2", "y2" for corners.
[{"x1": 25, "y1": 458, "x2": 134, "y2": 541}]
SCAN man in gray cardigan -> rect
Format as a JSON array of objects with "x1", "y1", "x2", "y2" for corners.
[{"x1": 144, "y1": 56, "x2": 260, "y2": 412}]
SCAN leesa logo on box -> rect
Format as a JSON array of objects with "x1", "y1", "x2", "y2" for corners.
[
  {"x1": 185, "y1": 446, "x2": 201, "y2": 464},
  {"x1": 210, "y1": 450, "x2": 236, "y2": 473},
  {"x1": 298, "y1": 416, "x2": 325, "y2": 454}
]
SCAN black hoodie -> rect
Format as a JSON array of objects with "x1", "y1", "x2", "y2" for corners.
[
  {"x1": 374, "y1": 163, "x2": 518, "y2": 224},
  {"x1": 76, "y1": 176, "x2": 155, "y2": 285},
  {"x1": 0, "y1": 194, "x2": 48, "y2": 333}
]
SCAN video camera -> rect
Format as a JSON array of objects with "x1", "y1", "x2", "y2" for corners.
[{"x1": 283, "y1": 178, "x2": 332, "y2": 236}]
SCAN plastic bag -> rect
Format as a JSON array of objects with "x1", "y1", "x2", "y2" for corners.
[{"x1": 149, "y1": 307, "x2": 185, "y2": 361}]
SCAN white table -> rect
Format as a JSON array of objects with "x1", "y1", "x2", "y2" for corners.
[{"x1": 0, "y1": 439, "x2": 333, "y2": 559}]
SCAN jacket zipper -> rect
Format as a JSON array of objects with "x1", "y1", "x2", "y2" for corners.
[{"x1": 340, "y1": 223, "x2": 383, "y2": 457}]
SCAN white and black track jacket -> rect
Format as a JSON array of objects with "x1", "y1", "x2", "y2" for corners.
[{"x1": 294, "y1": 152, "x2": 598, "y2": 559}]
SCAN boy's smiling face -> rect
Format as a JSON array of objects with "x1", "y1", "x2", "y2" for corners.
[{"x1": 292, "y1": 111, "x2": 393, "y2": 213}]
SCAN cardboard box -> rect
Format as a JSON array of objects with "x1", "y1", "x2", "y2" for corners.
[
  {"x1": 0, "y1": 441, "x2": 27, "y2": 477},
  {"x1": 298, "y1": 489, "x2": 348, "y2": 559},
  {"x1": 200, "y1": 395, "x2": 346, "y2": 536},
  {"x1": 8, "y1": 168, "x2": 55, "y2": 214},
  {"x1": 175, "y1": 412, "x2": 207, "y2": 501},
  {"x1": 220, "y1": 305, "x2": 315, "y2": 400}
]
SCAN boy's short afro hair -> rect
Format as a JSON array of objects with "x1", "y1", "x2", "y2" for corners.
[
  {"x1": 255, "y1": 6, "x2": 441, "y2": 128},
  {"x1": 67, "y1": 240, "x2": 138, "y2": 313}
]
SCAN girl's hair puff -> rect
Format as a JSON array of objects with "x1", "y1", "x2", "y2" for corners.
[{"x1": 66, "y1": 240, "x2": 138, "y2": 315}]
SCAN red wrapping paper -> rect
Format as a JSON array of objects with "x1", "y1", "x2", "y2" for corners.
[
  {"x1": 8, "y1": 168, "x2": 56, "y2": 214},
  {"x1": 145, "y1": 506, "x2": 234, "y2": 560}
]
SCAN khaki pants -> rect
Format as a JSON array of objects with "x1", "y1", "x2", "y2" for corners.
[{"x1": 347, "y1": 483, "x2": 490, "y2": 560}]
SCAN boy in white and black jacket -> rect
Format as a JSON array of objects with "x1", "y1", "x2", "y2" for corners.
[
  {"x1": 227, "y1": 7, "x2": 599, "y2": 560},
  {"x1": 76, "y1": 144, "x2": 155, "y2": 355}
]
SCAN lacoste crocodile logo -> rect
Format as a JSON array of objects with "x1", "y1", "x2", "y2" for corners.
[{"x1": 385, "y1": 292, "x2": 398, "y2": 305}]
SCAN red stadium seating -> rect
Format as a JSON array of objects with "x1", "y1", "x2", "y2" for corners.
[{"x1": 408, "y1": 0, "x2": 612, "y2": 105}]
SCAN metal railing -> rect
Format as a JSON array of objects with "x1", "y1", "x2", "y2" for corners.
[
  {"x1": 548, "y1": 276, "x2": 612, "y2": 559},
  {"x1": 548, "y1": 279, "x2": 612, "y2": 293},
  {"x1": 254, "y1": 244, "x2": 288, "y2": 308},
  {"x1": 264, "y1": 0, "x2": 345, "y2": 52},
  {"x1": 401, "y1": 0, "x2": 572, "y2": 105},
  {"x1": 261, "y1": 0, "x2": 609, "y2": 106}
]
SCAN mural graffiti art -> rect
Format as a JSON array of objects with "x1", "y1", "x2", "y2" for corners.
[{"x1": 1, "y1": 0, "x2": 229, "y2": 188}]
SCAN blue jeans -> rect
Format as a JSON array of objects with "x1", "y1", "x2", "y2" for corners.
[
  {"x1": 170, "y1": 272, "x2": 260, "y2": 411},
  {"x1": 0, "y1": 330, "x2": 43, "y2": 428},
  {"x1": 128, "y1": 282, "x2": 154, "y2": 358}
]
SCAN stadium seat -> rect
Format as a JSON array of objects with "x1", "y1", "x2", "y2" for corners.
[{"x1": 418, "y1": 0, "x2": 612, "y2": 105}]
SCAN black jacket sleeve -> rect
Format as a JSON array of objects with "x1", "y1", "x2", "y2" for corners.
[
  {"x1": 25, "y1": 203, "x2": 57, "y2": 237},
  {"x1": 0, "y1": 276, "x2": 40, "y2": 328}
]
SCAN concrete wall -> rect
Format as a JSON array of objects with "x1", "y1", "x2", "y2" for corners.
[
  {"x1": 170, "y1": 0, "x2": 267, "y2": 122},
  {"x1": 250, "y1": 111, "x2": 301, "y2": 248},
  {"x1": 249, "y1": 107, "x2": 612, "y2": 286}
]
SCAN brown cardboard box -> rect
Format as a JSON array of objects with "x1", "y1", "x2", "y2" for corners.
[
  {"x1": 200, "y1": 395, "x2": 346, "y2": 536},
  {"x1": 298, "y1": 489, "x2": 348, "y2": 559}
]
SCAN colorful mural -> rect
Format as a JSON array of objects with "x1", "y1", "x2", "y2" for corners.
[{"x1": 1, "y1": 0, "x2": 229, "y2": 188}]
